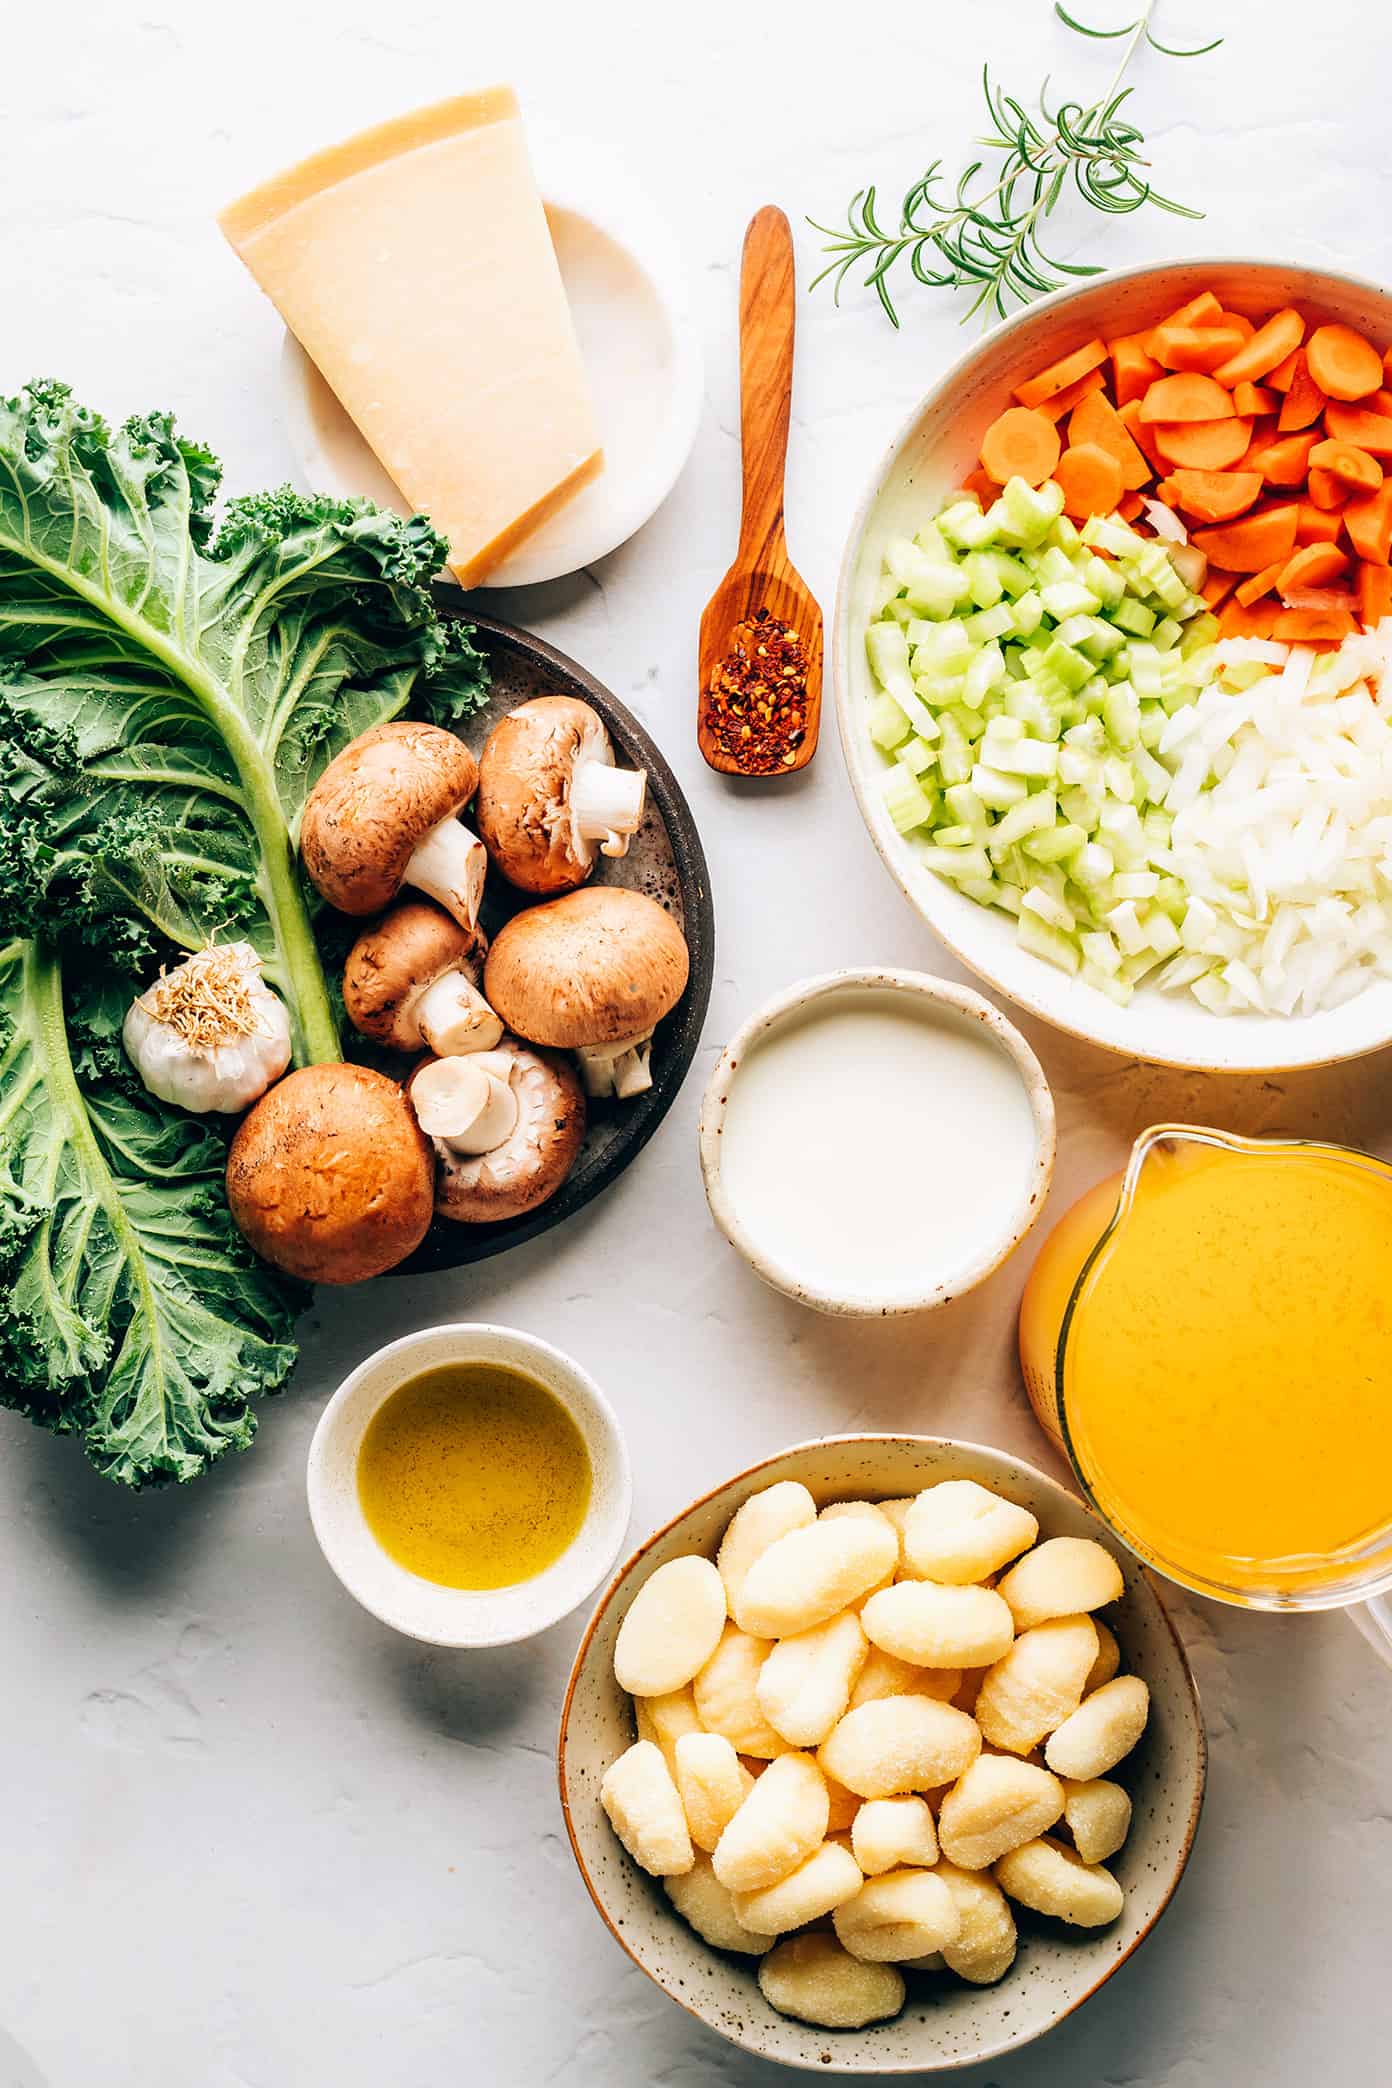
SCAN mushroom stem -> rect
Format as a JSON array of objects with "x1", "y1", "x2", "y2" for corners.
[
  {"x1": 414, "y1": 970, "x2": 504, "y2": 1057},
  {"x1": 405, "y1": 818, "x2": 488, "y2": 929},
  {"x1": 576, "y1": 1029, "x2": 655, "y2": 1100},
  {"x1": 410, "y1": 1053, "x2": 519, "y2": 1156},
  {"x1": 570, "y1": 760, "x2": 648, "y2": 860}
]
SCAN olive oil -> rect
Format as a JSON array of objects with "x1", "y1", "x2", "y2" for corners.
[{"x1": 357, "y1": 1362, "x2": 592, "y2": 1590}]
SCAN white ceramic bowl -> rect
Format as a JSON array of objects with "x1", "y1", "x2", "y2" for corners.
[
  {"x1": 558, "y1": 1434, "x2": 1206, "y2": 2074},
  {"x1": 699, "y1": 969, "x2": 1055, "y2": 1316},
  {"x1": 835, "y1": 257, "x2": 1392, "y2": 1073},
  {"x1": 307, "y1": 1322, "x2": 631, "y2": 1647}
]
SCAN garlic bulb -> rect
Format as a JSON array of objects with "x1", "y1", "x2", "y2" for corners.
[{"x1": 123, "y1": 943, "x2": 293, "y2": 1114}]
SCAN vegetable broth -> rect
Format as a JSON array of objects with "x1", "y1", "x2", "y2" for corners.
[{"x1": 357, "y1": 1363, "x2": 591, "y2": 1590}]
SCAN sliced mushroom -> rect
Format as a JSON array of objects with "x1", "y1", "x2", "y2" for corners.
[
  {"x1": 300, "y1": 721, "x2": 485, "y2": 927},
  {"x1": 343, "y1": 900, "x2": 502, "y2": 1056},
  {"x1": 408, "y1": 1038, "x2": 586, "y2": 1223},
  {"x1": 483, "y1": 885, "x2": 689, "y2": 1100},
  {"x1": 476, "y1": 696, "x2": 648, "y2": 896},
  {"x1": 226, "y1": 1063, "x2": 434, "y2": 1283}
]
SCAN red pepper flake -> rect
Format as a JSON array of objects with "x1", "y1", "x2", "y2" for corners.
[{"x1": 703, "y1": 608, "x2": 809, "y2": 774}]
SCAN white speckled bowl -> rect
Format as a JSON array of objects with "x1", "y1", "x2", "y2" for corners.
[
  {"x1": 698, "y1": 970, "x2": 1055, "y2": 1316},
  {"x1": 835, "y1": 258, "x2": 1392, "y2": 1073},
  {"x1": 558, "y1": 1435, "x2": 1205, "y2": 2074},
  {"x1": 307, "y1": 1322, "x2": 631, "y2": 1648}
]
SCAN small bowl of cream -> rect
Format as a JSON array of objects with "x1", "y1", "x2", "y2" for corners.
[
  {"x1": 700, "y1": 969, "x2": 1055, "y2": 1316},
  {"x1": 307, "y1": 1323, "x2": 632, "y2": 1646}
]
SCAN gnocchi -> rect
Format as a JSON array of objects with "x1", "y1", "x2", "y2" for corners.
[
  {"x1": 599, "y1": 1741, "x2": 694, "y2": 1878},
  {"x1": 861, "y1": 1579, "x2": 1015, "y2": 1669},
  {"x1": 614, "y1": 1556, "x2": 727, "y2": 1697},
  {"x1": 634, "y1": 1686, "x2": 702, "y2": 1775},
  {"x1": 833, "y1": 1867, "x2": 961, "y2": 1963},
  {"x1": 818, "y1": 1695, "x2": 981, "y2": 1800},
  {"x1": 936, "y1": 1861, "x2": 1017, "y2": 1985},
  {"x1": 851, "y1": 1795, "x2": 939, "y2": 1876},
  {"x1": 694, "y1": 1624, "x2": 785, "y2": 1758},
  {"x1": 937, "y1": 1753, "x2": 1065, "y2": 1870},
  {"x1": 732, "y1": 1838, "x2": 864, "y2": 1934},
  {"x1": 757, "y1": 1607, "x2": 868, "y2": 1747},
  {"x1": 1060, "y1": 1776, "x2": 1132, "y2": 1865},
  {"x1": 757, "y1": 1933, "x2": 905, "y2": 2029},
  {"x1": 996, "y1": 1536, "x2": 1124, "y2": 1632},
  {"x1": 1044, "y1": 1675, "x2": 1150, "y2": 1781},
  {"x1": 736, "y1": 1516, "x2": 898, "y2": 1638},
  {"x1": 712, "y1": 1751, "x2": 830, "y2": 1894},
  {"x1": 674, "y1": 1731, "x2": 754, "y2": 1853},
  {"x1": 973, "y1": 1615, "x2": 1099, "y2": 1755},
  {"x1": 1085, "y1": 1618, "x2": 1122, "y2": 1695},
  {"x1": 851, "y1": 1645, "x2": 961, "y2": 1709},
  {"x1": 994, "y1": 1835, "x2": 1124, "y2": 1928},
  {"x1": 717, "y1": 1481, "x2": 817, "y2": 1614},
  {"x1": 665, "y1": 1855, "x2": 768, "y2": 1955},
  {"x1": 903, "y1": 1480, "x2": 1038, "y2": 1585}
]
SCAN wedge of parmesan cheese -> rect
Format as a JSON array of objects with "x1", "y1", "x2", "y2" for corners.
[{"x1": 220, "y1": 87, "x2": 603, "y2": 587}]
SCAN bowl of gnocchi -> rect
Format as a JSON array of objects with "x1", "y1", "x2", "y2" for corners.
[{"x1": 557, "y1": 1435, "x2": 1205, "y2": 2073}]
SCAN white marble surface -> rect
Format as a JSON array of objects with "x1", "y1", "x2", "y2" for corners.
[{"x1": 5, "y1": 2, "x2": 1392, "y2": 2082}]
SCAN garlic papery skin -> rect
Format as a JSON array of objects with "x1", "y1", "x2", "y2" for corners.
[
  {"x1": 405, "y1": 819, "x2": 488, "y2": 929},
  {"x1": 569, "y1": 758, "x2": 648, "y2": 861},
  {"x1": 576, "y1": 1029, "x2": 655, "y2": 1100},
  {"x1": 410, "y1": 1051, "x2": 519, "y2": 1155},
  {"x1": 122, "y1": 944, "x2": 293, "y2": 1114},
  {"x1": 414, "y1": 969, "x2": 504, "y2": 1056}
]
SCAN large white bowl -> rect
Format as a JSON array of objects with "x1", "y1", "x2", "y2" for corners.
[
  {"x1": 558, "y1": 1435, "x2": 1206, "y2": 2074},
  {"x1": 835, "y1": 258, "x2": 1392, "y2": 1073}
]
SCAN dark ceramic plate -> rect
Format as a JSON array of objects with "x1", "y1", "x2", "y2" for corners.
[{"x1": 396, "y1": 608, "x2": 714, "y2": 1272}]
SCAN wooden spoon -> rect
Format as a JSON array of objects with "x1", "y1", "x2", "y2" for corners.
[{"x1": 698, "y1": 206, "x2": 822, "y2": 777}]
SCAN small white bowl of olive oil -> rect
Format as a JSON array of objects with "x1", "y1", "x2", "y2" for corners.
[{"x1": 307, "y1": 1323, "x2": 633, "y2": 1647}]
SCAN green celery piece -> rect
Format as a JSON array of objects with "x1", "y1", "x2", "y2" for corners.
[
  {"x1": 869, "y1": 691, "x2": 912, "y2": 750},
  {"x1": 1017, "y1": 910, "x2": 1081, "y2": 973},
  {"x1": 0, "y1": 942, "x2": 301, "y2": 1485},
  {"x1": 1113, "y1": 596, "x2": 1156, "y2": 638},
  {"x1": 898, "y1": 736, "x2": 936, "y2": 778}
]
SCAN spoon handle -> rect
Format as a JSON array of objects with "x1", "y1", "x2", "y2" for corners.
[{"x1": 736, "y1": 205, "x2": 796, "y2": 565}]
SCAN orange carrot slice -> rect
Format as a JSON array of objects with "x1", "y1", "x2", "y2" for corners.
[
  {"x1": 1107, "y1": 334, "x2": 1162, "y2": 408},
  {"x1": 1344, "y1": 482, "x2": 1392, "y2": 563},
  {"x1": 1013, "y1": 339, "x2": 1109, "y2": 411},
  {"x1": 1146, "y1": 291, "x2": 1225, "y2": 350},
  {"x1": 1267, "y1": 347, "x2": 1303, "y2": 392},
  {"x1": 1296, "y1": 501, "x2": 1343, "y2": 545},
  {"x1": 980, "y1": 407, "x2": 1061, "y2": 488},
  {"x1": 1140, "y1": 373, "x2": 1234, "y2": 423},
  {"x1": 960, "y1": 467, "x2": 1001, "y2": 504},
  {"x1": 1212, "y1": 307, "x2": 1306, "y2": 387},
  {"x1": 1272, "y1": 607, "x2": 1357, "y2": 643},
  {"x1": 1232, "y1": 382, "x2": 1278, "y2": 417},
  {"x1": 1219, "y1": 598, "x2": 1279, "y2": 639},
  {"x1": 1323, "y1": 403, "x2": 1392, "y2": 457},
  {"x1": 1218, "y1": 312, "x2": 1256, "y2": 341},
  {"x1": 1308, "y1": 439, "x2": 1382, "y2": 494},
  {"x1": 1116, "y1": 490, "x2": 1146, "y2": 522},
  {"x1": 1165, "y1": 469, "x2": 1262, "y2": 524},
  {"x1": 1306, "y1": 468, "x2": 1350, "y2": 511},
  {"x1": 1069, "y1": 391, "x2": 1152, "y2": 490},
  {"x1": 1201, "y1": 569, "x2": 1239, "y2": 610},
  {"x1": 1257, "y1": 432, "x2": 1319, "y2": 487},
  {"x1": 1234, "y1": 561, "x2": 1287, "y2": 608},
  {"x1": 1374, "y1": 388, "x2": 1392, "y2": 419},
  {"x1": 1118, "y1": 396, "x2": 1169, "y2": 471},
  {"x1": 1305, "y1": 324, "x2": 1383, "y2": 402},
  {"x1": 1153, "y1": 418, "x2": 1252, "y2": 471},
  {"x1": 1358, "y1": 560, "x2": 1392, "y2": 625},
  {"x1": 1190, "y1": 505, "x2": 1300, "y2": 572},
  {"x1": 1277, "y1": 543, "x2": 1349, "y2": 597},
  {"x1": 1151, "y1": 323, "x2": 1247, "y2": 374},
  {"x1": 1054, "y1": 442, "x2": 1124, "y2": 520},
  {"x1": 1276, "y1": 353, "x2": 1327, "y2": 433},
  {"x1": 1034, "y1": 367, "x2": 1107, "y2": 424}
]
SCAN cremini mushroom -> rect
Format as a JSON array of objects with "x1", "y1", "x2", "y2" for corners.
[
  {"x1": 408, "y1": 1039, "x2": 586, "y2": 1223},
  {"x1": 476, "y1": 696, "x2": 648, "y2": 895},
  {"x1": 226, "y1": 1063, "x2": 434, "y2": 1283},
  {"x1": 484, "y1": 886, "x2": 689, "y2": 1100},
  {"x1": 300, "y1": 721, "x2": 486, "y2": 928},
  {"x1": 343, "y1": 900, "x2": 502, "y2": 1057}
]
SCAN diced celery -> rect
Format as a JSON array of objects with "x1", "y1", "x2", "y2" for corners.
[
  {"x1": 884, "y1": 768, "x2": 935, "y2": 833},
  {"x1": 944, "y1": 783, "x2": 989, "y2": 831},
  {"x1": 1113, "y1": 871, "x2": 1159, "y2": 900},
  {"x1": 1004, "y1": 682, "x2": 1062, "y2": 742},
  {"x1": 938, "y1": 500, "x2": 996, "y2": 550},
  {"x1": 897, "y1": 735, "x2": 937, "y2": 778},
  {"x1": 989, "y1": 549, "x2": 1035, "y2": 598},
  {"x1": 920, "y1": 842, "x2": 993, "y2": 881},
  {"x1": 1144, "y1": 908, "x2": 1182, "y2": 957},
  {"x1": 867, "y1": 621, "x2": 915, "y2": 704},
  {"x1": 1041, "y1": 580, "x2": 1102, "y2": 621},
  {"x1": 1040, "y1": 639, "x2": 1093, "y2": 694},
  {"x1": 1106, "y1": 899, "x2": 1147, "y2": 955},
  {"x1": 1058, "y1": 745, "x2": 1101, "y2": 790},
  {"x1": 999, "y1": 476, "x2": 1065, "y2": 545},
  {"x1": 1017, "y1": 910, "x2": 1081, "y2": 973},
  {"x1": 1022, "y1": 821, "x2": 1086, "y2": 863},
  {"x1": 963, "y1": 640, "x2": 1006, "y2": 708},
  {"x1": 1037, "y1": 545, "x2": 1076, "y2": 587},
  {"x1": 1022, "y1": 885, "x2": 1076, "y2": 934},
  {"x1": 964, "y1": 553, "x2": 1004, "y2": 609},
  {"x1": 990, "y1": 791, "x2": 1058, "y2": 851},
  {"x1": 1082, "y1": 554, "x2": 1126, "y2": 609},
  {"x1": 1113, "y1": 596, "x2": 1156, "y2": 638},
  {"x1": 1102, "y1": 681, "x2": 1140, "y2": 747},
  {"x1": 972, "y1": 763, "x2": 1030, "y2": 811},
  {"x1": 1012, "y1": 588, "x2": 1044, "y2": 636},
  {"x1": 1071, "y1": 840, "x2": 1115, "y2": 888},
  {"x1": 935, "y1": 713, "x2": 973, "y2": 786},
  {"x1": 1076, "y1": 617, "x2": 1126, "y2": 662},
  {"x1": 983, "y1": 735, "x2": 1058, "y2": 780},
  {"x1": 935, "y1": 823, "x2": 977, "y2": 848},
  {"x1": 1153, "y1": 615, "x2": 1183, "y2": 652},
  {"x1": 1080, "y1": 930, "x2": 1122, "y2": 976},
  {"x1": 1049, "y1": 515, "x2": 1083, "y2": 555},
  {"x1": 963, "y1": 604, "x2": 1015, "y2": 645},
  {"x1": 913, "y1": 618, "x2": 974, "y2": 674},
  {"x1": 869, "y1": 691, "x2": 911, "y2": 750}
]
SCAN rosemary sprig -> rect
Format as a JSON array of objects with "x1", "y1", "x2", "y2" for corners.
[{"x1": 809, "y1": 1, "x2": 1222, "y2": 328}]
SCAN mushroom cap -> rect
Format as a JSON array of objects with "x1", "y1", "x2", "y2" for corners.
[
  {"x1": 475, "y1": 695, "x2": 611, "y2": 896},
  {"x1": 300, "y1": 722, "x2": 479, "y2": 915},
  {"x1": 342, "y1": 900, "x2": 484, "y2": 1050},
  {"x1": 484, "y1": 886, "x2": 689, "y2": 1049},
  {"x1": 226, "y1": 1063, "x2": 433, "y2": 1283},
  {"x1": 409, "y1": 1038, "x2": 586, "y2": 1224}
]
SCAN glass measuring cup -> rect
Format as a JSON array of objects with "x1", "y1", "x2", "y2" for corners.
[{"x1": 1019, "y1": 1124, "x2": 1392, "y2": 1666}]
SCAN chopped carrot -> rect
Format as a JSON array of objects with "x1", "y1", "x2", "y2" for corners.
[
  {"x1": 1267, "y1": 347, "x2": 1303, "y2": 392},
  {"x1": 1238, "y1": 424, "x2": 1281, "y2": 474},
  {"x1": 1234, "y1": 561, "x2": 1287, "y2": 608},
  {"x1": 1276, "y1": 353, "x2": 1327, "y2": 433},
  {"x1": 1357, "y1": 560, "x2": 1392, "y2": 625},
  {"x1": 1190, "y1": 504, "x2": 1300, "y2": 572},
  {"x1": 1344, "y1": 482, "x2": 1392, "y2": 563},
  {"x1": 1107, "y1": 334, "x2": 1162, "y2": 408},
  {"x1": 1150, "y1": 323, "x2": 1247, "y2": 374},
  {"x1": 1117, "y1": 490, "x2": 1146, "y2": 522},
  {"x1": 1139, "y1": 373, "x2": 1234, "y2": 423},
  {"x1": 1118, "y1": 396, "x2": 1169, "y2": 471},
  {"x1": 1218, "y1": 311, "x2": 1256, "y2": 341},
  {"x1": 960, "y1": 467, "x2": 1001, "y2": 504},
  {"x1": 1013, "y1": 339, "x2": 1109, "y2": 411},
  {"x1": 1155, "y1": 478, "x2": 1181, "y2": 510},
  {"x1": 1218, "y1": 598, "x2": 1279, "y2": 639},
  {"x1": 1257, "y1": 432, "x2": 1319, "y2": 487},
  {"x1": 1069, "y1": 391, "x2": 1153, "y2": 490},
  {"x1": 1385, "y1": 343, "x2": 1392, "y2": 380},
  {"x1": 1271, "y1": 607, "x2": 1357, "y2": 643},
  {"x1": 1306, "y1": 467, "x2": 1350, "y2": 511},
  {"x1": 1307, "y1": 439, "x2": 1382, "y2": 495},
  {"x1": 1153, "y1": 417, "x2": 1253, "y2": 471},
  {"x1": 1296, "y1": 501, "x2": 1343, "y2": 545},
  {"x1": 1166, "y1": 469, "x2": 1262, "y2": 524},
  {"x1": 1277, "y1": 543, "x2": 1349, "y2": 597},
  {"x1": 1201, "y1": 569, "x2": 1239, "y2": 610},
  {"x1": 1305, "y1": 324, "x2": 1383, "y2": 402},
  {"x1": 1233, "y1": 382, "x2": 1279, "y2": 417},
  {"x1": 1054, "y1": 442, "x2": 1125, "y2": 520},
  {"x1": 1323, "y1": 403, "x2": 1392, "y2": 457},
  {"x1": 1034, "y1": 367, "x2": 1107, "y2": 424},
  {"x1": 980, "y1": 407, "x2": 1061, "y2": 488},
  {"x1": 1373, "y1": 389, "x2": 1392, "y2": 420},
  {"x1": 1146, "y1": 291, "x2": 1225, "y2": 349},
  {"x1": 1212, "y1": 307, "x2": 1306, "y2": 387}
]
